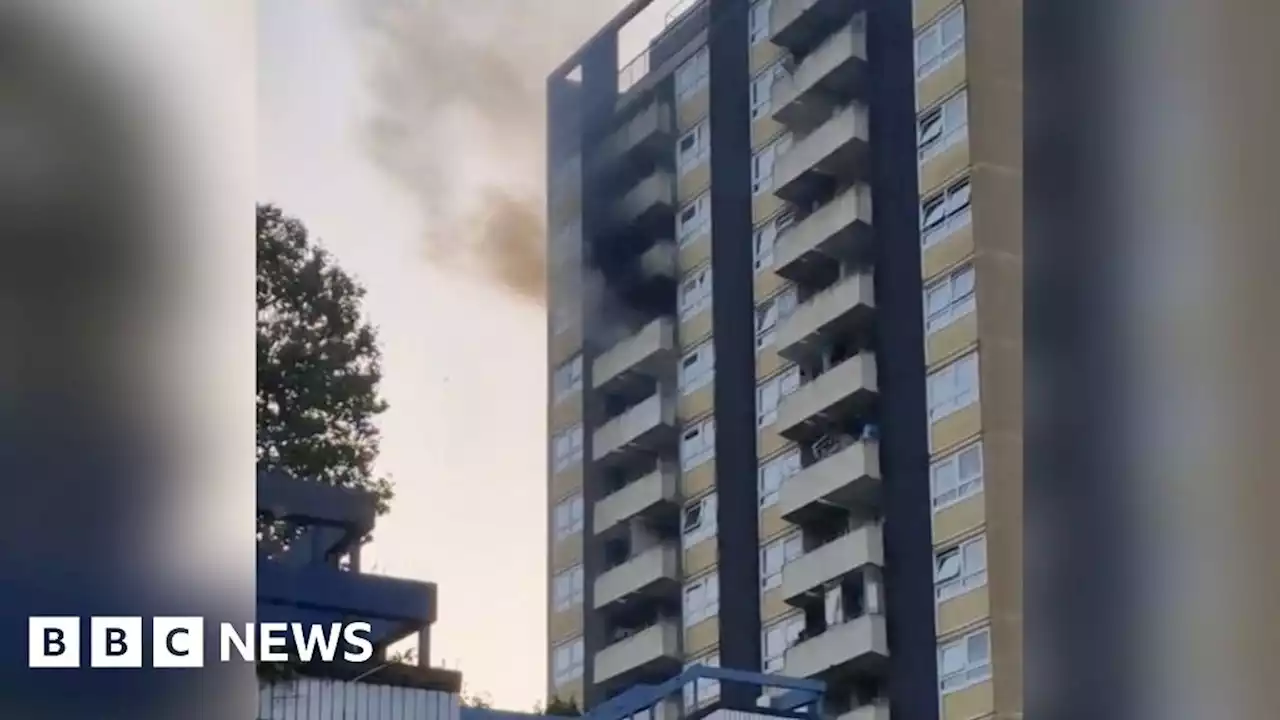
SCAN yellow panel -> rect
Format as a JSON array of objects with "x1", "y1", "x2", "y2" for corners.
[
  {"x1": 678, "y1": 88, "x2": 710, "y2": 131},
  {"x1": 678, "y1": 385, "x2": 715, "y2": 422},
  {"x1": 551, "y1": 534, "x2": 582, "y2": 573},
  {"x1": 926, "y1": 314, "x2": 979, "y2": 368},
  {"x1": 550, "y1": 393, "x2": 582, "y2": 431},
  {"x1": 754, "y1": 267, "x2": 785, "y2": 301},
  {"x1": 920, "y1": 139, "x2": 971, "y2": 197},
  {"x1": 549, "y1": 607, "x2": 583, "y2": 642},
  {"x1": 942, "y1": 679, "x2": 995, "y2": 720},
  {"x1": 550, "y1": 463, "x2": 583, "y2": 503},
  {"x1": 914, "y1": 0, "x2": 959, "y2": 29},
  {"x1": 550, "y1": 326, "x2": 582, "y2": 367},
  {"x1": 760, "y1": 589, "x2": 791, "y2": 623},
  {"x1": 684, "y1": 537, "x2": 718, "y2": 576},
  {"x1": 683, "y1": 460, "x2": 716, "y2": 497},
  {"x1": 757, "y1": 428, "x2": 789, "y2": 460},
  {"x1": 680, "y1": 309, "x2": 714, "y2": 348},
  {"x1": 679, "y1": 163, "x2": 712, "y2": 206},
  {"x1": 758, "y1": 502, "x2": 792, "y2": 541},
  {"x1": 937, "y1": 586, "x2": 991, "y2": 637},
  {"x1": 685, "y1": 616, "x2": 719, "y2": 656},
  {"x1": 930, "y1": 402, "x2": 982, "y2": 454},
  {"x1": 679, "y1": 234, "x2": 713, "y2": 271},
  {"x1": 917, "y1": 53, "x2": 967, "y2": 111},
  {"x1": 752, "y1": 113, "x2": 785, "y2": 151},
  {"x1": 922, "y1": 224, "x2": 975, "y2": 280},
  {"x1": 753, "y1": 192, "x2": 784, "y2": 225},
  {"x1": 756, "y1": 346, "x2": 784, "y2": 381},
  {"x1": 933, "y1": 493, "x2": 986, "y2": 546},
  {"x1": 750, "y1": 40, "x2": 783, "y2": 74}
]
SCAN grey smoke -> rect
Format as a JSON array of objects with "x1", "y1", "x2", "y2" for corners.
[{"x1": 349, "y1": 0, "x2": 627, "y2": 306}]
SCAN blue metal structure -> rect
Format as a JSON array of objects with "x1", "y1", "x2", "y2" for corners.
[{"x1": 256, "y1": 471, "x2": 457, "y2": 692}]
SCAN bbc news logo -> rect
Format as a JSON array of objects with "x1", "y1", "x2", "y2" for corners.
[{"x1": 28, "y1": 617, "x2": 373, "y2": 668}]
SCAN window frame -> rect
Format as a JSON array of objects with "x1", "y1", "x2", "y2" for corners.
[
  {"x1": 758, "y1": 448, "x2": 802, "y2": 510},
  {"x1": 675, "y1": 46, "x2": 710, "y2": 99},
  {"x1": 683, "y1": 653, "x2": 722, "y2": 708},
  {"x1": 915, "y1": 4, "x2": 966, "y2": 80},
  {"x1": 751, "y1": 133, "x2": 791, "y2": 196},
  {"x1": 552, "y1": 493, "x2": 584, "y2": 540},
  {"x1": 934, "y1": 534, "x2": 987, "y2": 602},
  {"x1": 761, "y1": 613, "x2": 805, "y2": 672},
  {"x1": 748, "y1": 0, "x2": 772, "y2": 45},
  {"x1": 552, "y1": 637, "x2": 585, "y2": 686},
  {"x1": 921, "y1": 176, "x2": 973, "y2": 248},
  {"x1": 759, "y1": 530, "x2": 803, "y2": 590},
  {"x1": 683, "y1": 571, "x2": 720, "y2": 626},
  {"x1": 679, "y1": 340, "x2": 715, "y2": 395},
  {"x1": 924, "y1": 263, "x2": 976, "y2": 334},
  {"x1": 926, "y1": 351, "x2": 980, "y2": 422},
  {"x1": 756, "y1": 365, "x2": 801, "y2": 429},
  {"x1": 918, "y1": 89, "x2": 969, "y2": 162},
  {"x1": 931, "y1": 441, "x2": 984, "y2": 510},
  {"x1": 552, "y1": 424, "x2": 584, "y2": 473},
  {"x1": 679, "y1": 266, "x2": 713, "y2": 320},
  {"x1": 553, "y1": 564, "x2": 585, "y2": 611},
  {"x1": 552, "y1": 355, "x2": 583, "y2": 402},
  {"x1": 682, "y1": 492, "x2": 718, "y2": 548},
  {"x1": 680, "y1": 418, "x2": 716, "y2": 472},
  {"x1": 938, "y1": 626, "x2": 992, "y2": 695},
  {"x1": 754, "y1": 287, "x2": 798, "y2": 350},
  {"x1": 677, "y1": 119, "x2": 709, "y2": 173}
]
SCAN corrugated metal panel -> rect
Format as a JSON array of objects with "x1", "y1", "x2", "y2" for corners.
[
  {"x1": 702, "y1": 710, "x2": 783, "y2": 720},
  {"x1": 257, "y1": 678, "x2": 461, "y2": 720}
]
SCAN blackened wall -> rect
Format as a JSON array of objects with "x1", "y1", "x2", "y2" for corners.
[
  {"x1": 705, "y1": 0, "x2": 762, "y2": 707},
  {"x1": 866, "y1": 0, "x2": 940, "y2": 718}
]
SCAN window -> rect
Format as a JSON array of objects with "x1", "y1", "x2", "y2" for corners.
[
  {"x1": 935, "y1": 535, "x2": 987, "y2": 602},
  {"x1": 758, "y1": 449, "x2": 802, "y2": 510},
  {"x1": 678, "y1": 120, "x2": 709, "y2": 173},
  {"x1": 755, "y1": 288, "x2": 798, "y2": 350},
  {"x1": 756, "y1": 366, "x2": 801, "y2": 428},
  {"x1": 761, "y1": 614, "x2": 804, "y2": 672},
  {"x1": 750, "y1": 62, "x2": 784, "y2": 120},
  {"x1": 552, "y1": 637, "x2": 585, "y2": 686},
  {"x1": 552, "y1": 493, "x2": 584, "y2": 540},
  {"x1": 749, "y1": 0, "x2": 772, "y2": 44},
  {"x1": 679, "y1": 341, "x2": 715, "y2": 395},
  {"x1": 920, "y1": 176, "x2": 972, "y2": 247},
  {"x1": 918, "y1": 89, "x2": 968, "y2": 162},
  {"x1": 683, "y1": 571, "x2": 720, "y2": 626},
  {"x1": 678, "y1": 193, "x2": 711, "y2": 245},
  {"x1": 924, "y1": 264, "x2": 976, "y2": 333},
  {"x1": 759, "y1": 531, "x2": 803, "y2": 590},
  {"x1": 681, "y1": 418, "x2": 716, "y2": 471},
  {"x1": 552, "y1": 425, "x2": 583, "y2": 472},
  {"x1": 927, "y1": 352, "x2": 979, "y2": 422},
  {"x1": 938, "y1": 627, "x2": 992, "y2": 694},
  {"x1": 931, "y1": 441, "x2": 983, "y2": 510},
  {"x1": 679, "y1": 266, "x2": 713, "y2": 320},
  {"x1": 916, "y1": 4, "x2": 965, "y2": 80},
  {"x1": 752, "y1": 134, "x2": 791, "y2": 196},
  {"x1": 753, "y1": 210, "x2": 791, "y2": 274},
  {"x1": 553, "y1": 564, "x2": 585, "y2": 611},
  {"x1": 683, "y1": 654, "x2": 721, "y2": 708},
  {"x1": 676, "y1": 46, "x2": 710, "y2": 99},
  {"x1": 682, "y1": 492, "x2": 718, "y2": 548},
  {"x1": 552, "y1": 355, "x2": 583, "y2": 402}
]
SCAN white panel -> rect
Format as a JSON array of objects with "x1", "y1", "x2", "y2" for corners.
[{"x1": 258, "y1": 679, "x2": 461, "y2": 720}]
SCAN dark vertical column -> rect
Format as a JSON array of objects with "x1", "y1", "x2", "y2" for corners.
[
  {"x1": 705, "y1": 0, "x2": 761, "y2": 706},
  {"x1": 577, "y1": 33, "x2": 619, "y2": 711},
  {"x1": 865, "y1": 0, "x2": 939, "y2": 718}
]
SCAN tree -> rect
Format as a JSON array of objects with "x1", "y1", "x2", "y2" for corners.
[
  {"x1": 257, "y1": 204, "x2": 393, "y2": 530},
  {"x1": 460, "y1": 687, "x2": 493, "y2": 708},
  {"x1": 540, "y1": 696, "x2": 581, "y2": 716}
]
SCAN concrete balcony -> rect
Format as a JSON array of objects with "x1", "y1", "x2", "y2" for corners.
[
  {"x1": 774, "y1": 103, "x2": 870, "y2": 206},
  {"x1": 778, "y1": 439, "x2": 881, "y2": 525},
  {"x1": 784, "y1": 614, "x2": 888, "y2": 681},
  {"x1": 782, "y1": 523, "x2": 884, "y2": 604},
  {"x1": 837, "y1": 703, "x2": 891, "y2": 720},
  {"x1": 776, "y1": 353, "x2": 877, "y2": 443},
  {"x1": 773, "y1": 22, "x2": 867, "y2": 134},
  {"x1": 594, "y1": 462, "x2": 680, "y2": 535},
  {"x1": 594, "y1": 620, "x2": 682, "y2": 686},
  {"x1": 599, "y1": 100, "x2": 673, "y2": 169},
  {"x1": 594, "y1": 392, "x2": 677, "y2": 465},
  {"x1": 772, "y1": 0, "x2": 859, "y2": 53},
  {"x1": 594, "y1": 318, "x2": 676, "y2": 392},
  {"x1": 774, "y1": 183, "x2": 873, "y2": 284},
  {"x1": 777, "y1": 272, "x2": 875, "y2": 363},
  {"x1": 594, "y1": 543, "x2": 680, "y2": 610},
  {"x1": 614, "y1": 171, "x2": 674, "y2": 232}
]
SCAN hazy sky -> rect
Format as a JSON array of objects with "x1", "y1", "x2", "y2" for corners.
[{"x1": 257, "y1": 0, "x2": 683, "y2": 709}]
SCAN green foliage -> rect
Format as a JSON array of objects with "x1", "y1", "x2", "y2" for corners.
[
  {"x1": 541, "y1": 696, "x2": 582, "y2": 716},
  {"x1": 256, "y1": 204, "x2": 393, "y2": 517},
  {"x1": 460, "y1": 687, "x2": 494, "y2": 708}
]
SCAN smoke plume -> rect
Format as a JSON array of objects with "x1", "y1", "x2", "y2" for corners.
[{"x1": 350, "y1": 0, "x2": 624, "y2": 305}]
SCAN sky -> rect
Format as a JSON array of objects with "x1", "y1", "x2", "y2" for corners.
[{"x1": 256, "y1": 0, "x2": 684, "y2": 709}]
